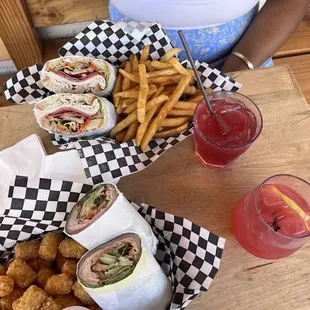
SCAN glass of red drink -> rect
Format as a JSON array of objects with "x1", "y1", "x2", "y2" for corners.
[
  {"x1": 193, "y1": 91, "x2": 263, "y2": 169},
  {"x1": 232, "y1": 175, "x2": 310, "y2": 259}
]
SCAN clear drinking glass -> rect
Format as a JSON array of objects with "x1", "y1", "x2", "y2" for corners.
[
  {"x1": 232, "y1": 175, "x2": 310, "y2": 259},
  {"x1": 193, "y1": 91, "x2": 263, "y2": 169}
]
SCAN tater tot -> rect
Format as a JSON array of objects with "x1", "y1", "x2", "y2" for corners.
[
  {"x1": 54, "y1": 294, "x2": 83, "y2": 308},
  {"x1": 40, "y1": 296, "x2": 60, "y2": 310},
  {"x1": 27, "y1": 258, "x2": 53, "y2": 272},
  {"x1": 72, "y1": 281, "x2": 95, "y2": 306},
  {"x1": 39, "y1": 232, "x2": 64, "y2": 262},
  {"x1": 14, "y1": 240, "x2": 40, "y2": 261},
  {"x1": 0, "y1": 264, "x2": 7, "y2": 275},
  {"x1": 58, "y1": 239, "x2": 86, "y2": 259},
  {"x1": 61, "y1": 260, "x2": 77, "y2": 279},
  {"x1": 7, "y1": 259, "x2": 37, "y2": 289},
  {"x1": 45, "y1": 273, "x2": 73, "y2": 295},
  {"x1": 55, "y1": 252, "x2": 67, "y2": 272},
  {"x1": 12, "y1": 285, "x2": 47, "y2": 310},
  {"x1": 0, "y1": 287, "x2": 24, "y2": 310},
  {"x1": 36, "y1": 267, "x2": 54, "y2": 288},
  {"x1": 0, "y1": 276, "x2": 14, "y2": 297}
]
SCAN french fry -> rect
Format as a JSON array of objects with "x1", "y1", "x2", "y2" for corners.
[
  {"x1": 116, "y1": 104, "x2": 123, "y2": 114},
  {"x1": 123, "y1": 102, "x2": 137, "y2": 114},
  {"x1": 164, "y1": 85, "x2": 196, "y2": 96},
  {"x1": 137, "y1": 64, "x2": 149, "y2": 123},
  {"x1": 188, "y1": 93, "x2": 203, "y2": 103},
  {"x1": 161, "y1": 91, "x2": 171, "y2": 96},
  {"x1": 154, "y1": 122, "x2": 189, "y2": 139},
  {"x1": 110, "y1": 94, "x2": 169, "y2": 138},
  {"x1": 182, "y1": 86, "x2": 197, "y2": 96},
  {"x1": 168, "y1": 57, "x2": 191, "y2": 76},
  {"x1": 174, "y1": 101, "x2": 198, "y2": 110},
  {"x1": 148, "y1": 76, "x2": 173, "y2": 84},
  {"x1": 123, "y1": 121, "x2": 139, "y2": 142},
  {"x1": 161, "y1": 48, "x2": 182, "y2": 61},
  {"x1": 112, "y1": 73, "x2": 123, "y2": 108},
  {"x1": 150, "y1": 60, "x2": 173, "y2": 70},
  {"x1": 117, "y1": 61, "x2": 132, "y2": 112},
  {"x1": 161, "y1": 117, "x2": 190, "y2": 127},
  {"x1": 188, "y1": 88, "x2": 212, "y2": 102},
  {"x1": 136, "y1": 107, "x2": 157, "y2": 146},
  {"x1": 151, "y1": 85, "x2": 165, "y2": 99},
  {"x1": 114, "y1": 91, "x2": 139, "y2": 99},
  {"x1": 119, "y1": 69, "x2": 140, "y2": 83},
  {"x1": 145, "y1": 68, "x2": 178, "y2": 78},
  {"x1": 115, "y1": 131, "x2": 126, "y2": 142},
  {"x1": 122, "y1": 61, "x2": 132, "y2": 92},
  {"x1": 122, "y1": 98, "x2": 136, "y2": 108},
  {"x1": 168, "y1": 109, "x2": 195, "y2": 116},
  {"x1": 136, "y1": 86, "x2": 165, "y2": 146},
  {"x1": 148, "y1": 74, "x2": 187, "y2": 85},
  {"x1": 140, "y1": 75, "x2": 191, "y2": 151},
  {"x1": 122, "y1": 87, "x2": 157, "y2": 114},
  {"x1": 132, "y1": 55, "x2": 139, "y2": 73},
  {"x1": 140, "y1": 45, "x2": 150, "y2": 63},
  {"x1": 114, "y1": 84, "x2": 157, "y2": 99},
  {"x1": 145, "y1": 61, "x2": 155, "y2": 72}
]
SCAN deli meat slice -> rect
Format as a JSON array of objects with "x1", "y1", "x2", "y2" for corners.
[{"x1": 41, "y1": 56, "x2": 117, "y2": 96}]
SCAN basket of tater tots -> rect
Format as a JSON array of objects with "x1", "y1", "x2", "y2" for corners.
[
  {"x1": 0, "y1": 232, "x2": 100, "y2": 310},
  {"x1": 0, "y1": 175, "x2": 226, "y2": 309}
]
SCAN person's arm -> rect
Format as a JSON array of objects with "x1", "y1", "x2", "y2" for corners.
[{"x1": 222, "y1": 0, "x2": 309, "y2": 73}]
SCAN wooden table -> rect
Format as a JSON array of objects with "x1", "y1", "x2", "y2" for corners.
[{"x1": 1, "y1": 65, "x2": 310, "y2": 309}]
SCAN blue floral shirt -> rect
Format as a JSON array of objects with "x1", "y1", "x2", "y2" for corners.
[{"x1": 109, "y1": 2, "x2": 273, "y2": 69}]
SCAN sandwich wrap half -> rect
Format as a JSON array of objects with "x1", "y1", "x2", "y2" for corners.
[
  {"x1": 65, "y1": 184, "x2": 158, "y2": 254},
  {"x1": 33, "y1": 93, "x2": 117, "y2": 138},
  {"x1": 41, "y1": 56, "x2": 117, "y2": 96},
  {"x1": 77, "y1": 233, "x2": 172, "y2": 310}
]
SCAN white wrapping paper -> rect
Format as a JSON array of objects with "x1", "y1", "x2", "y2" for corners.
[
  {"x1": 80, "y1": 245, "x2": 172, "y2": 310},
  {"x1": 41, "y1": 56, "x2": 118, "y2": 97},
  {"x1": 33, "y1": 95, "x2": 117, "y2": 139},
  {"x1": 65, "y1": 184, "x2": 158, "y2": 254}
]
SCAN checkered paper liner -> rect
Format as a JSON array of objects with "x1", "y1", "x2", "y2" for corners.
[
  {"x1": 50, "y1": 127, "x2": 193, "y2": 184},
  {"x1": 0, "y1": 175, "x2": 225, "y2": 310},
  {"x1": 3, "y1": 20, "x2": 241, "y2": 104}
]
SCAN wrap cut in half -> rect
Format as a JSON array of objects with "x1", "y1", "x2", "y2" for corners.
[
  {"x1": 33, "y1": 93, "x2": 117, "y2": 138},
  {"x1": 41, "y1": 56, "x2": 117, "y2": 96},
  {"x1": 65, "y1": 184, "x2": 158, "y2": 254},
  {"x1": 77, "y1": 233, "x2": 172, "y2": 310}
]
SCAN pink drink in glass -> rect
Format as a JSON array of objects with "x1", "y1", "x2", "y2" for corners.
[
  {"x1": 232, "y1": 175, "x2": 310, "y2": 259},
  {"x1": 193, "y1": 91, "x2": 263, "y2": 169}
]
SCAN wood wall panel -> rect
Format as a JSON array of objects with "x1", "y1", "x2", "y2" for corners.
[
  {"x1": 0, "y1": 0, "x2": 42, "y2": 69},
  {"x1": 0, "y1": 38, "x2": 11, "y2": 61},
  {"x1": 25, "y1": 0, "x2": 109, "y2": 28}
]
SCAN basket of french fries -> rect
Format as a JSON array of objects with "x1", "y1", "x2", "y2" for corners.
[
  {"x1": 3, "y1": 20, "x2": 241, "y2": 184},
  {"x1": 111, "y1": 46, "x2": 210, "y2": 150}
]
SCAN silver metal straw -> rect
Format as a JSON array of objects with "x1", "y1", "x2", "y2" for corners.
[{"x1": 178, "y1": 30, "x2": 229, "y2": 134}]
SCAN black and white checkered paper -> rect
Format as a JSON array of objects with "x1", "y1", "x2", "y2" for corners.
[
  {"x1": 50, "y1": 127, "x2": 193, "y2": 184},
  {"x1": 1, "y1": 175, "x2": 225, "y2": 310},
  {"x1": 3, "y1": 20, "x2": 241, "y2": 104}
]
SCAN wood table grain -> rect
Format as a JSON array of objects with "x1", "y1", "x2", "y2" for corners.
[{"x1": 0, "y1": 65, "x2": 310, "y2": 309}]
